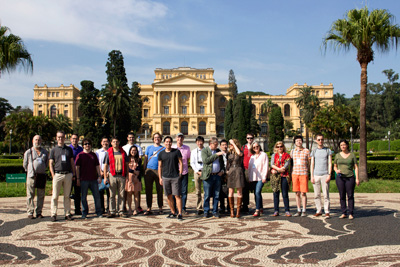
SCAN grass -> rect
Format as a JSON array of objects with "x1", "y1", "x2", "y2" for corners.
[{"x1": 1, "y1": 176, "x2": 399, "y2": 198}]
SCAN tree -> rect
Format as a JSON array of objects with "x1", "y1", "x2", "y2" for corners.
[
  {"x1": 0, "y1": 25, "x2": 33, "y2": 77},
  {"x1": 228, "y1": 69, "x2": 238, "y2": 99},
  {"x1": 237, "y1": 98, "x2": 250, "y2": 145},
  {"x1": 224, "y1": 99, "x2": 233, "y2": 139},
  {"x1": 333, "y1": 93, "x2": 348, "y2": 106},
  {"x1": 0, "y1": 97, "x2": 13, "y2": 140},
  {"x1": 130, "y1": 81, "x2": 142, "y2": 134},
  {"x1": 295, "y1": 87, "x2": 320, "y2": 149},
  {"x1": 284, "y1": 119, "x2": 297, "y2": 137},
  {"x1": 78, "y1": 80, "x2": 103, "y2": 146},
  {"x1": 100, "y1": 78, "x2": 130, "y2": 137},
  {"x1": 248, "y1": 96, "x2": 260, "y2": 136},
  {"x1": 309, "y1": 105, "x2": 359, "y2": 152},
  {"x1": 51, "y1": 114, "x2": 72, "y2": 135},
  {"x1": 268, "y1": 106, "x2": 284, "y2": 152},
  {"x1": 323, "y1": 7, "x2": 400, "y2": 182}
]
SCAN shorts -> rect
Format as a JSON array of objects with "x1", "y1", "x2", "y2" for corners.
[
  {"x1": 292, "y1": 174, "x2": 309, "y2": 193},
  {"x1": 163, "y1": 177, "x2": 181, "y2": 196}
]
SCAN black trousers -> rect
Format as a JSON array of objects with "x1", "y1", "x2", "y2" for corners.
[
  {"x1": 99, "y1": 188, "x2": 110, "y2": 213},
  {"x1": 336, "y1": 175, "x2": 355, "y2": 215}
]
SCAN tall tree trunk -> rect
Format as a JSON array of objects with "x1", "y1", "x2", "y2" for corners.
[
  {"x1": 113, "y1": 118, "x2": 116, "y2": 137},
  {"x1": 305, "y1": 128, "x2": 309, "y2": 149},
  {"x1": 359, "y1": 63, "x2": 368, "y2": 182}
]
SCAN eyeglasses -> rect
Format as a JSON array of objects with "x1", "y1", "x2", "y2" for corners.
[
  {"x1": 83, "y1": 143, "x2": 91, "y2": 146},
  {"x1": 276, "y1": 145, "x2": 283, "y2": 148},
  {"x1": 253, "y1": 146, "x2": 260, "y2": 148},
  {"x1": 247, "y1": 137, "x2": 254, "y2": 140},
  {"x1": 317, "y1": 139, "x2": 324, "y2": 141}
]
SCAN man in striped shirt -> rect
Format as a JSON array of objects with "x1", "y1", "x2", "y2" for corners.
[{"x1": 291, "y1": 135, "x2": 310, "y2": 217}]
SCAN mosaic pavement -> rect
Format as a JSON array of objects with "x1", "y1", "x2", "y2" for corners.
[{"x1": 0, "y1": 193, "x2": 399, "y2": 266}]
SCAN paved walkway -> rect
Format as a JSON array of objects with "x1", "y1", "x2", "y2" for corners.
[{"x1": 1, "y1": 193, "x2": 399, "y2": 266}]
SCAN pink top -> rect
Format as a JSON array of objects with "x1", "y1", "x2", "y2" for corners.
[
  {"x1": 172, "y1": 144, "x2": 191, "y2": 175},
  {"x1": 248, "y1": 151, "x2": 269, "y2": 182}
]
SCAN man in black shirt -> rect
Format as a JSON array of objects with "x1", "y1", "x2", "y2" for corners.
[
  {"x1": 49, "y1": 131, "x2": 76, "y2": 222},
  {"x1": 158, "y1": 136, "x2": 183, "y2": 221}
]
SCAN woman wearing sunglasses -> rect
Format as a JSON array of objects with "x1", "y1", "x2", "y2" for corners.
[
  {"x1": 270, "y1": 141, "x2": 292, "y2": 217},
  {"x1": 247, "y1": 141, "x2": 268, "y2": 217}
]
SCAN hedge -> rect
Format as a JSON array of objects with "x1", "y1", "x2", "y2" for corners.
[
  {"x1": 367, "y1": 161, "x2": 400, "y2": 180},
  {"x1": 0, "y1": 155, "x2": 23, "y2": 159},
  {"x1": 0, "y1": 159, "x2": 24, "y2": 164},
  {"x1": 0, "y1": 164, "x2": 25, "y2": 181}
]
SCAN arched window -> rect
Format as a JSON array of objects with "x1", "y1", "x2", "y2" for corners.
[
  {"x1": 163, "y1": 94, "x2": 170, "y2": 102},
  {"x1": 163, "y1": 121, "x2": 170, "y2": 135},
  {"x1": 261, "y1": 123, "x2": 268, "y2": 135},
  {"x1": 284, "y1": 104, "x2": 290, "y2": 117},
  {"x1": 217, "y1": 123, "x2": 224, "y2": 135},
  {"x1": 251, "y1": 104, "x2": 256, "y2": 116},
  {"x1": 142, "y1": 123, "x2": 149, "y2": 134},
  {"x1": 181, "y1": 95, "x2": 188, "y2": 102},
  {"x1": 199, "y1": 95, "x2": 205, "y2": 101},
  {"x1": 181, "y1": 121, "x2": 188, "y2": 135},
  {"x1": 50, "y1": 105, "x2": 57, "y2": 118},
  {"x1": 199, "y1": 121, "x2": 206, "y2": 135},
  {"x1": 143, "y1": 97, "x2": 149, "y2": 103},
  {"x1": 220, "y1": 96, "x2": 226, "y2": 103}
]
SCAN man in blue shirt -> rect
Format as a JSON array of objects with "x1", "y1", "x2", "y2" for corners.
[
  {"x1": 69, "y1": 133, "x2": 83, "y2": 216},
  {"x1": 144, "y1": 132, "x2": 165, "y2": 215}
]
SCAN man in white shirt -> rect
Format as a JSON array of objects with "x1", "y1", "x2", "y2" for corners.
[
  {"x1": 190, "y1": 136, "x2": 205, "y2": 215},
  {"x1": 96, "y1": 137, "x2": 110, "y2": 214}
]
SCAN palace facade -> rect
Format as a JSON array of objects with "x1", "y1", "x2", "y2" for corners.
[{"x1": 32, "y1": 67, "x2": 334, "y2": 137}]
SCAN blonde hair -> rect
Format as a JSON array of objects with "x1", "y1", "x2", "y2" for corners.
[
  {"x1": 229, "y1": 139, "x2": 242, "y2": 155},
  {"x1": 273, "y1": 141, "x2": 286, "y2": 154}
]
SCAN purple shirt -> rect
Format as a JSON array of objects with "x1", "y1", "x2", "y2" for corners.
[
  {"x1": 172, "y1": 144, "x2": 191, "y2": 175},
  {"x1": 70, "y1": 144, "x2": 83, "y2": 161}
]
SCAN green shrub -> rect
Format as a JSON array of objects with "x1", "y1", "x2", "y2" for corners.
[
  {"x1": 353, "y1": 143, "x2": 359, "y2": 151},
  {"x1": 0, "y1": 159, "x2": 24, "y2": 164},
  {"x1": 367, "y1": 156, "x2": 396, "y2": 161},
  {"x1": 0, "y1": 163, "x2": 25, "y2": 181},
  {"x1": 366, "y1": 161, "x2": 400, "y2": 180},
  {"x1": 0, "y1": 154, "x2": 23, "y2": 159}
]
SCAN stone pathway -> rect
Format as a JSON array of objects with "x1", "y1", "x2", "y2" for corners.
[{"x1": 1, "y1": 193, "x2": 399, "y2": 266}]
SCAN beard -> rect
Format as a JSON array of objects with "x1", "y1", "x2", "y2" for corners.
[{"x1": 33, "y1": 144, "x2": 41, "y2": 148}]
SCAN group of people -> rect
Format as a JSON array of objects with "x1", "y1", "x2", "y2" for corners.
[{"x1": 23, "y1": 130, "x2": 360, "y2": 222}]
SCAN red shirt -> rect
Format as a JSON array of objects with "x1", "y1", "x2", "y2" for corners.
[
  {"x1": 75, "y1": 151, "x2": 99, "y2": 181},
  {"x1": 242, "y1": 144, "x2": 252, "y2": 170}
]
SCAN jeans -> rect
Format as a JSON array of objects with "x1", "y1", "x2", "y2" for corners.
[
  {"x1": 81, "y1": 180, "x2": 102, "y2": 216},
  {"x1": 250, "y1": 180, "x2": 264, "y2": 210},
  {"x1": 203, "y1": 174, "x2": 221, "y2": 214},
  {"x1": 181, "y1": 174, "x2": 188, "y2": 210},
  {"x1": 336, "y1": 175, "x2": 355, "y2": 215},
  {"x1": 273, "y1": 177, "x2": 290, "y2": 212}
]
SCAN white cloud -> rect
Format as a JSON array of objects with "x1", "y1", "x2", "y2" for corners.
[{"x1": 0, "y1": 0, "x2": 202, "y2": 55}]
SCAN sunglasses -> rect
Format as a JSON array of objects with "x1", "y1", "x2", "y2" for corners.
[
  {"x1": 84, "y1": 143, "x2": 91, "y2": 146},
  {"x1": 253, "y1": 146, "x2": 260, "y2": 148},
  {"x1": 276, "y1": 145, "x2": 284, "y2": 148},
  {"x1": 247, "y1": 137, "x2": 254, "y2": 140},
  {"x1": 317, "y1": 139, "x2": 324, "y2": 141}
]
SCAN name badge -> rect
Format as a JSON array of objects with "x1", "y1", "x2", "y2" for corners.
[
  {"x1": 153, "y1": 151, "x2": 157, "y2": 156},
  {"x1": 62, "y1": 155, "x2": 66, "y2": 162},
  {"x1": 296, "y1": 159, "x2": 301, "y2": 165}
]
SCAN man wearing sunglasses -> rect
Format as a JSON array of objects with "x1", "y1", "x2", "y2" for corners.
[
  {"x1": 75, "y1": 138, "x2": 103, "y2": 219},
  {"x1": 310, "y1": 134, "x2": 332, "y2": 218},
  {"x1": 241, "y1": 133, "x2": 255, "y2": 213}
]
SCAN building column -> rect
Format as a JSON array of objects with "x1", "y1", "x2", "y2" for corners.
[
  {"x1": 171, "y1": 91, "x2": 175, "y2": 114},
  {"x1": 193, "y1": 91, "x2": 196, "y2": 114},
  {"x1": 211, "y1": 91, "x2": 215, "y2": 114},
  {"x1": 153, "y1": 91, "x2": 157, "y2": 115},
  {"x1": 176, "y1": 92, "x2": 179, "y2": 114},
  {"x1": 207, "y1": 91, "x2": 211, "y2": 114},
  {"x1": 157, "y1": 92, "x2": 161, "y2": 114}
]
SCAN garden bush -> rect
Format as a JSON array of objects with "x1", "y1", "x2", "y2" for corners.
[
  {"x1": 0, "y1": 163, "x2": 25, "y2": 181},
  {"x1": 366, "y1": 161, "x2": 400, "y2": 180}
]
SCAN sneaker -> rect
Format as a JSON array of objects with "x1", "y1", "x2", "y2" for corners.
[
  {"x1": 51, "y1": 216, "x2": 57, "y2": 222},
  {"x1": 74, "y1": 210, "x2": 82, "y2": 216},
  {"x1": 36, "y1": 214, "x2": 44, "y2": 219},
  {"x1": 203, "y1": 212, "x2": 210, "y2": 218},
  {"x1": 65, "y1": 215, "x2": 74, "y2": 221},
  {"x1": 28, "y1": 214, "x2": 35, "y2": 219},
  {"x1": 324, "y1": 213, "x2": 331, "y2": 219},
  {"x1": 138, "y1": 207, "x2": 144, "y2": 214},
  {"x1": 301, "y1": 212, "x2": 307, "y2": 217},
  {"x1": 293, "y1": 212, "x2": 302, "y2": 217},
  {"x1": 183, "y1": 209, "x2": 189, "y2": 215},
  {"x1": 98, "y1": 215, "x2": 104, "y2": 218},
  {"x1": 272, "y1": 211, "x2": 279, "y2": 217},
  {"x1": 167, "y1": 213, "x2": 177, "y2": 219},
  {"x1": 285, "y1": 211, "x2": 292, "y2": 217},
  {"x1": 313, "y1": 213, "x2": 322, "y2": 217},
  {"x1": 197, "y1": 210, "x2": 204, "y2": 216},
  {"x1": 213, "y1": 213, "x2": 220, "y2": 218},
  {"x1": 107, "y1": 214, "x2": 116, "y2": 218},
  {"x1": 81, "y1": 215, "x2": 87, "y2": 220},
  {"x1": 177, "y1": 214, "x2": 183, "y2": 221}
]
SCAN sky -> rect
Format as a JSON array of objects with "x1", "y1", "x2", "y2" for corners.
[{"x1": 1, "y1": 0, "x2": 400, "y2": 109}]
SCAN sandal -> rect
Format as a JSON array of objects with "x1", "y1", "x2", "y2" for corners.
[
  {"x1": 253, "y1": 211, "x2": 260, "y2": 217},
  {"x1": 144, "y1": 210, "x2": 153, "y2": 215},
  {"x1": 133, "y1": 210, "x2": 138, "y2": 216},
  {"x1": 339, "y1": 214, "x2": 347, "y2": 219}
]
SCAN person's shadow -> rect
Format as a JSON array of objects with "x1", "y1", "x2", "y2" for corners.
[{"x1": 267, "y1": 207, "x2": 400, "y2": 264}]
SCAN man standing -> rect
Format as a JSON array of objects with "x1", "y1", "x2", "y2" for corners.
[
  {"x1": 122, "y1": 132, "x2": 143, "y2": 213},
  {"x1": 75, "y1": 138, "x2": 103, "y2": 219},
  {"x1": 201, "y1": 137, "x2": 225, "y2": 218},
  {"x1": 69, "y1": 133, "x2": 83, "y2": 215},
  {"x1": 190, "y1": 136, "x2": 205, "y2": 215},
  {"x1": 158, "y1": 136, "x2": 183, "y2": 220},
  {"x1": 103, "y1": 137, "x2": 128, "y2": 218},
  {"x1": 96, "y1": 137, "x2": 110, "y2": 214},
  {"x1": 241, "y1": 133, "x2": 254, "y2": 213},
  {"x1": 144, "y1": 132, "x2": 165, "y2": 215},
  {"x1": 219, "y1": 139, "x2": 230, "y2": 214},
  {"x1": 49, "y1": 131, "x2": 76, "y2": 222},
  {"x1": 23, "y1": 135, "x2": 48, "y2": 219},
  {"x1": 172, "y1": 133, "x2": 191, "y2": 214},
  {"x1": 310, "y1": 134, "x2": 332, "y2": 218},
  {"x1": 291, "y1": 135, "x2": 310, "y2": 217}
]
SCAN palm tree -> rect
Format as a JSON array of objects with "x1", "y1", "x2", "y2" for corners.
[
  {"x1": 295, "y1": 87, "x2": 320, "y2": 149},
  {"x1": 323, "y1": 7, "x2": 400, "y2": 182},
  {"x1": 0, "y1": 25, "x2": 33, "y2": 77},
  {"x1": 100, "y1": 78, "x2": 130, "y2": 137}
]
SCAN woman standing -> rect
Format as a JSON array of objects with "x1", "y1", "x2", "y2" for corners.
[
  {"x1": 334, "y1": 139, "x2": 359, "y2": 220},
  {"x1": 126, "y1": 146, "x2": 142, "y2": 216},
  {"x1": 226, "y1": 139, "x2": 245, "y2": 218},
  {"x1": 270, "y1": 141, "x2": 292, "y2": 217},
  {"x1": 248, "y1": 141, "x2": 269, "y2": 217}
]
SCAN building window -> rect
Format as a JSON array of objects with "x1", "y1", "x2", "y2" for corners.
[
  {"x1": 199, "y1": 121, "x2": 206, "y2": 135},
  {"x1": 220, "y1": 108, "x2": 225, "y2": 117},
  {"x1": 163, "y1": 121, "x2": 170, "y2": 135},
  {"x1": 217, "y1": 123, "x2": 224, "y2": 135},
  {"x1": 144, "y1": 97, "x2": 149, "y2": 102},
  {"x1": 65, "y1": 92, "x2": 68, "y2": 96},
  {"x1": 64, "y1": 104, "x2": 68, "y2": 108},
  {"x1": 181, "y1": 95, "x2": 188, "y2": 101},
  {"x1": 48, "y1": 92, "x2": 50, "y2": 97},
  {"x1": 144, "y1": 109, "x2": 149, "y2": 117},
  {"x1": 200, "y1": 106, "x2": 205, "y2": 114},
  {"x1": 316, "y1": 91, "x2": 319, "y2": 97},
  {"x1": 39, "y1": 92, "x2": 42, "y2": 96},
  {"x1": 38, "y1": 111, "x2": 42, "y2": 116},
  {"x1": 182, "y1": 106, "x2": 187, "y2": 114},
  {"x1": 284, "y1": 104, "x2": 290, "y2": 117},
  {"x1": 199, "y1": 95, "x2": 205, "y2": 101},
  {"x1": 56, "y1": 92, "x2": 59, "y2": 97},
  {"x1": 52, "y1": 92, "x2": 55, "y2": 97},
  {"x1": 50, "y1": 105, "x2": 57, "y2": 118},
  {"x1": 261, "y1": 123, "x2": 268, "y2": 135},
  {"x1": 325, "y1": 91, "x2": 328, "y2": 95},
  {"x1": 164, "y1": 95, "x2": 170, "y2": 102},
  {"x1": 220, "y1": 96, "x2": 226, "y2": 103},
  {"x1": 64, "y1": 110, "x2": 68, "y2": 117},
  {"x1": 142, "y1": 123, "x2": 149, "y2": 134},
  {"x1": 181, "y1": 121, "x2": 188, "y2": 135},
  {"x1": 164, "y1": 106, "x2": 169, "y2": 115},
  {"x1": 39, "y1": 105, "x2": 42, "y2": 108}
]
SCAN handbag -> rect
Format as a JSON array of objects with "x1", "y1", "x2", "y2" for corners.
[{"x1": 30, "y1": 148, "x2": 47, "y2": 189}]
